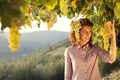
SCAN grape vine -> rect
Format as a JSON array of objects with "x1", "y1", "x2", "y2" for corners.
[{"x1": 0, "y1": 0, "x2": 120, "y2": 51}]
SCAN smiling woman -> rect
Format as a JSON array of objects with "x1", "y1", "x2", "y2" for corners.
[{"x1": 64, "y1": 18, "x2": 117, "y2": 80}]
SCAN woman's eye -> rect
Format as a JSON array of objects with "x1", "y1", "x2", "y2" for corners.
[{"x1": 82, "y1": 30, "x2": 87, "y2": 34}]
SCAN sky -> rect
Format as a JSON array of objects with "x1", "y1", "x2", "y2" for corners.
[
  {"x1": 0, "y1": 15, "x2": 83, "y2": 33},
  {"x1": 20, "y1": 16, "x2": 71, "y2": 33},
  {"x1": 0, "y1": 16, "x2": 71, "y2": 33}
]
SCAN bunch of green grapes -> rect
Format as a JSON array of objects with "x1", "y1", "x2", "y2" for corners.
[
  {"x1": 47, "y1": 11, "x2": 57, "y2": 30},
  {"x1": 70, "y1": 20, "x2": 81, "y2": 43},
  {"x1": 100, "y1": 26, "x2": 111, "y2": 51},
  {"x1": 8, "y1": 23, "x2": 21, "y2": 51},
  {"x1": 60, "y1": 0, "x2": 68, "y2": 16}
]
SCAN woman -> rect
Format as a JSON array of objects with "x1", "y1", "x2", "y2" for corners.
[{"x1": 64, "y1": 18, "x2": 117, "y2": 80}]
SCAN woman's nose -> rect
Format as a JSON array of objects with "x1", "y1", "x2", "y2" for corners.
[{"x1": 86, "y1": 33, "x2": 91, "y2": 37}]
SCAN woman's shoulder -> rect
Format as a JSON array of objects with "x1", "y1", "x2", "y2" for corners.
[
  {"x1": 65, "y1": 45, "x2": 79, "y2": 53},
  {"x1": 92, "y1": 44, "x2": 102, "y2": 50},
  {"x1": 65, "y1": 45, "x2": 74, "y2": 51},
  {"x1": 64, "y1": 46, "x2": 73, "y2": 56},
  {"x1": 64, "y1": 45, "x2": 76, "y2": 56}
]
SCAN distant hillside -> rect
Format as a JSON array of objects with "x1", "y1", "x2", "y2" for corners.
[
  {"x1": 0, "y1": 37, "x2": 120, "y2": 80},
  {"x1": 0, "y1": 31, "x2": 69, "y2": 60},
  {"x1": 0, "y1": 38, "x2": 71, "y2": 80}
]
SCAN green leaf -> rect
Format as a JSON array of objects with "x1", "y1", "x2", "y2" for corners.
[
  {"x1": 117, "y1": 48, "x2": 120, "y2": 58},
  {"x1": 1, "y1": 15, "x2": 11, "y2": 30},
  {"x1": 67, "y1": 7, "x2": 75, "y2": 19},
  {"x1": 114, "y1": 2, "x2": 120, "y2": 24},
  {"x1": 0, "y1": 16, "x2": 1, "y2": 22},
  {"x1": 116, "y1": 2, "x2": 120, "y2": 9},
  {"x1": 45, "y1": 0, "x2": 58, "y2": 10},
  {"x1": 75, "y1": 0, "x2": 84, "y2": 14}
]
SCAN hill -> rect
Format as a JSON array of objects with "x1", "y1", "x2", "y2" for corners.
[
  {"x1": 0, "y1": 37, "x2": 71, "y2": 80},
  {"x1": 0, "y1": 31, "x2": 69, "y2": 60},
  {"x1": 0, "y1": 37, "x2": 120, "y2": 80}
]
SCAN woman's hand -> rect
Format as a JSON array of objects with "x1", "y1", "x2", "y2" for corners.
[
  {"x1": 105, "y1": 20, "x2": 117, "y2": 64},
  {"x1": 104, "y1": 20, "x2": 115, "y2": 38}
]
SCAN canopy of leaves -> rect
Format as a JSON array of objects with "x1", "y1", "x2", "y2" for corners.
[
  {"x1": 0, "y1": 0, "x2": 120, "y2": 51},
  {"x1": 0, "y1": 0, "x2": 120, "y2": 30}
]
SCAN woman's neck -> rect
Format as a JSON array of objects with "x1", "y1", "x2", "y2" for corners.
[{"x1": 79, "y1": 41, "x2": 87, "y2": 47}]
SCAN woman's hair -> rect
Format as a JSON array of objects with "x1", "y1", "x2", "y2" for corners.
[{"x1": 69, "y1": 18, "x2": 93, "y2": 46}]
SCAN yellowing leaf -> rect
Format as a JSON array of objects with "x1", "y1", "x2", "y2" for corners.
[
  {"x1": 46, "y1": 0, "x2": 58, "y2": 10},
  {"x1": 116, "y1": 2, "x2": 120, "y2": 10},
  {"x1": 114, "y1": 2, "x2": 120, "y2": 20},
  {"x1": 71, "y1": 0, "x2": 77, "y2": 9}
]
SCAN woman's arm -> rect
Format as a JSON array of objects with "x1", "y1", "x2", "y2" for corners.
[
  {"x1": 64, "y1": 48, "x2": 73, "y2": 80},
  {"x1": 106, "y1": 20, "x2": 117, "y2": 64}
]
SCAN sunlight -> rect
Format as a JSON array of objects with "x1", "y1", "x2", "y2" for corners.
[
  {"x1": 0, "y1": 16, "x2": 71, "y2": 33},
  {"x1": 0, "y1": 15, "x2": 84, "y2": 33},
  {"x1": 0, "y1": 14, "x2": 83, "y2": 33}
]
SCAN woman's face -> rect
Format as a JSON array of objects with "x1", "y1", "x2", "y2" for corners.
[{"x1": 79, "y1": 26, "x2": 92, "y2": 45}]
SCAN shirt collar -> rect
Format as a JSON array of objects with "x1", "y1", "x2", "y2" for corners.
[{"x1": 76, "y1": 43, "x2": 89, "y2": 49}]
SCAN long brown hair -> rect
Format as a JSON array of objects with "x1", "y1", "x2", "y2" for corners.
[{"x1": 69, "y1": 18, "x2": 93, "y2": 46}]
